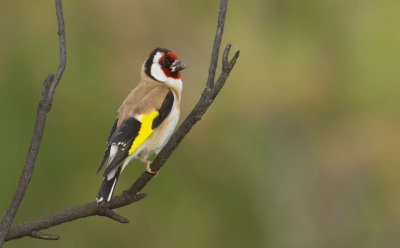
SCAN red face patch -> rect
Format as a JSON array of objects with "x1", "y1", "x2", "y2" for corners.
[
  {"x1": 167, "y1": 51, "x2": 178, "y2": 60},
  {"x1": 158, "y1": 52, "x2": 181, "y2": 79},
  {"x1": 158, "y1": 52, "x2": 178, "y2": 65}
]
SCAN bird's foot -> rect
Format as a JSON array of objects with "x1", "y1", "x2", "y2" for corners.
[{"x1": 138, "y1": 156, "x2": 157, "y2": 174}]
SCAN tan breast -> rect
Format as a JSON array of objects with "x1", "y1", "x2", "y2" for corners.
[{"x1": 117, "y1": 79, "x2": 170, "y2": 126}]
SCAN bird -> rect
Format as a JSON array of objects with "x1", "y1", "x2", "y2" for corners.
[{"x1": 96, "y1": 48, "x2": 186, "y2": 203}]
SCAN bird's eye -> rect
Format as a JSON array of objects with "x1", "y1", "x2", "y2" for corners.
[
  {"x1": 159, "y1": 59, "x2": 168, "y2": 67},
  {"x1": 159, "y1": 55, "x2": 174, "y2": 68}
]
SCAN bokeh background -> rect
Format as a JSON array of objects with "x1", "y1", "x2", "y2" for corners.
[{"x1": 1, "y1": 0, "x2": 400, "y2": 247}]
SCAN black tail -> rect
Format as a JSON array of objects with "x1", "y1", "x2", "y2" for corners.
[{"x1": 96, "y1": 167, "x2": 121, "y2": 203}]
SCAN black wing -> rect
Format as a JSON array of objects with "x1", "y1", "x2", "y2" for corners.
[
  {"x1": 152, "y1": 90, "x2": 174, "y2": 129},
  {"x1": 97, "y1": 117, "x2": 140, "y2": 174},
  {"x1": 102, "y1": 117, "x2": 141, "y2": 176}
]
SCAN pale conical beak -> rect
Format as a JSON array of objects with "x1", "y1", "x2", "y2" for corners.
[{"x1": 170, "y1": 60, "x2": 187, "y2": 72}]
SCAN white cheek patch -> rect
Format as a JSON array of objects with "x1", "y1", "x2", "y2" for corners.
[
  {"x1": 151, "y1": 63, "x2": 168, "y2": 83},
  {"x1": 151, "y1": 52, "x2": 169, "y2": 83}
]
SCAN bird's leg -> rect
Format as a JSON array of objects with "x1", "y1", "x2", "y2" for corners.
[{"x1": 138, "y1": 155, "x2": 156, "y2": 174}]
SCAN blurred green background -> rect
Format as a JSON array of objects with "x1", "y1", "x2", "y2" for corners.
[{"x1": 1, "y1": 0, "x2": 400, "y2": 247}]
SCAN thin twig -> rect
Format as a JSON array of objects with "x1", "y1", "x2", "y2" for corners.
[
  {"x1": 3, "y1": 0, "x2": 239, "y2": 243},
  {"x1": 98, "y1": 208, "x2": 130, "y2": 224},
  {"x1": 0, "y1": 0, "x2": 66, "y2": 246},
  {"x1": 206, "y1": 0, "x2": 228, "y2": 90}
]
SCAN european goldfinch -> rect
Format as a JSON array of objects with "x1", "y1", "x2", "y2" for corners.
[{"x1": 96, "y1": 48, "x2": 186, "y2": 203}]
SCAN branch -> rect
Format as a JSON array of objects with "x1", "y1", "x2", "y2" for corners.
[
  {"x1": 3, "y1": 0, "x2": 239, "y2": 243},
  {"x1": 5, "y1": 193, "x2": 146, "y2": 241},
  {"x1": 0, "y1": 0, "x2": 66, "y2": 246}
]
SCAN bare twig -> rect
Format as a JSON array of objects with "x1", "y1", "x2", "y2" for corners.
[
  {"x1": 0, "y1": 0, "x2": 66, "y2": 246},
  {"x1": 98, "y1": 208, "x2": 130, "y2": 224},
  {"x1": 2, "y1": 0, "x2": 239, "y2": 243},
  {"x1": 206, "y1": 0, "x2": 228, "y2": 89}
]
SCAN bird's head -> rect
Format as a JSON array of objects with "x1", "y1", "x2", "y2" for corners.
[{"x1": 143, "y1": 48, "x2": 187, "y2": 83}]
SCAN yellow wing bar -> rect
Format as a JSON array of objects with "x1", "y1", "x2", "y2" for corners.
[{"x1": 128, "y1": 110, "x2": 159, "y2": 155}]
